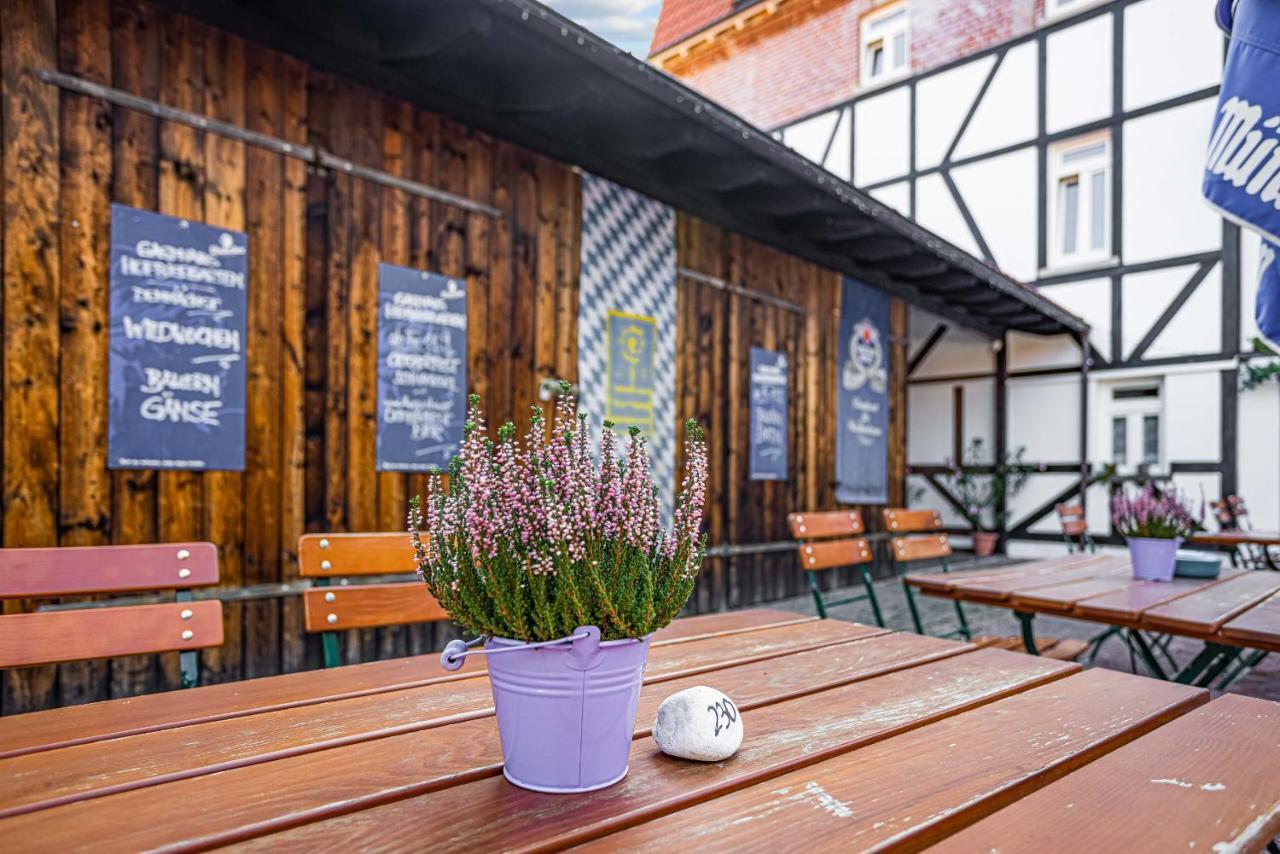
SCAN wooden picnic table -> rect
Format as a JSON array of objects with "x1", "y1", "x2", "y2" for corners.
[
  {"x1": 905, "y1": 553, "x2": 1280, "y2": 686},
  {"x1": 1190, "y1": 530, "x2": 1280, "y2": 571},
  {"x1": 1, "y1": 608, "x2": 1277, "y2": 851}
]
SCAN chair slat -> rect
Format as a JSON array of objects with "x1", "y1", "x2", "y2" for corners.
[
  {"x1": 298, "y1": 533, "x2": 416, "y2": 578},
  {"x1": 303, "y1": 582, "x2": 447, "y2": 632},
  {"x1": 0, "y1": 543, "x2": 218, "y2": 598},
  {"x1": 1060, "y1": 519, "x2": 1087, "y2": 536},
  {"x1": 882, "y1": 508, "x2": 943, "y2": 533},
  {"x1": 1055, "y1": 503, "x2": 1085, "y2": 521},
  {"x1": 795, "y1": 538, "x2": 873, "y2": 572},
  {"x1": 891, "y1": 534, "x2": 952, "y2": 562},
  {"x1": 786, "y1": 510, "x2": 864, "y2": 540},
  {"x1": 0, "y1": 601, "x2": 223, "y2": 668}
]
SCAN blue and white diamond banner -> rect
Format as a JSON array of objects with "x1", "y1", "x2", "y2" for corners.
[{"x1": 578, "y1": 174, "x2": 676, "y2": 515}]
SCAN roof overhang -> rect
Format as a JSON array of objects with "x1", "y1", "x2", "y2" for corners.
[{"x1": 160, "y1": 0, "x2": 1088, "y2": 338}]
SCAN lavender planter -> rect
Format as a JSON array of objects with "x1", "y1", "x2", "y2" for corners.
[
  {"x1": 1128, "y1": 536, "x2": 1182, "y2": 582},
  {"x1": 485, "y1": 626, "x2": 651, "y2": 793}
]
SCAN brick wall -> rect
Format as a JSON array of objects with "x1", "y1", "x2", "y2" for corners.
[{"x1": 657, "y1": 0, "x2": 1043, "y2": 131}]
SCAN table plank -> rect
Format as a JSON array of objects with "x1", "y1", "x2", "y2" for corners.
[
  {"x1": 1217, "y1": 590, "x2": 1280, "y2": 652},
  {"x1": 1191, "y1": 530, "x2": 1280, "y2": 548},
  {"x1": 0, "y1": 619, "x2": 877, "y2": 819},
  {"x1": 1142, "y1": 571, "x2": 1280, "y2": 636},
  {"x1": 905, "y1": 553, "x2": 1105, "y2": 594},
  {"x1": 1008, "y1": 573, "x2": 1145, "y2": 613},
  {"x1": 931, "y1": 694, "x2": 1280, "y2": 853},
  {"x1": 1072, "y1": 572, "x2": 1241, "y2": 625},
  {"x1": 576, "y1": 669, "x2": 1207, "y2": 853},
  {"x1": 951, "y1": 556, "x2": 1129, "y2": 602},
  {"x1": 0, "y1": 631, "x2": 972, "y2": 852},
  {"x1": 0, "y1": 607, "x2": 809, "y2": 760},
  {"x1": 229, "y1": 649, "x2": 1079, "y2": 852}
]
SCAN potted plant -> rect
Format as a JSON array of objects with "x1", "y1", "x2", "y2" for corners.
[
  {"x1": 409, "y1": 389, "x2": 708, "y2": 793},
  {"x1": 1111, "y1": 484, "x2": 1203, "y2": 582},
  {"x1": 944, "y1": 438, "x2": 1035, "y2": 557}
]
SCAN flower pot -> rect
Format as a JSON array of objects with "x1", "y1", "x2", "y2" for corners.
[
  {"x1": 1128, "y1": 536, "x2": 1182, "y2": 582},
  {"x1": 485, "y1": 625, "x2": 651, "y2": 793},
  {"x1": 972, "y1": 531, "x2": 999, "y2": 557}
]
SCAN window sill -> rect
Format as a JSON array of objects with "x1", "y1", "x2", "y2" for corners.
[
  {"x1": 856, "y1": 70, "x2": 911, "y2": 96},
  {"x1": 1041, "y1": 0, "x2": 1112, "y2": 26}
]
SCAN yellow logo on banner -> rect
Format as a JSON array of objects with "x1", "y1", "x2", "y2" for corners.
[{"x1": 605, "y1": 310, "x2": 655, "y2": 433}]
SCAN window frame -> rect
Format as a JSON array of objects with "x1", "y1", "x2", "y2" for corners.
[
  {"x1": 860, "y1": 3, "x2": 910, "y2": 88},
  {"x1": 1104, "y1": 382, "x2": 1165, "y2": 476},
  {"x1": 1047, "y1": 131, "x2": 1113, "y2": 272}
]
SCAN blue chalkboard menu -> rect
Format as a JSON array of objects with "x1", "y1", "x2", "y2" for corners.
[
  {"x1": 108, "y1": 204, "x2": 248, "y2": 471},
  {"x1": 376, "y1": 263, "x2": 468, "y2": 471},
  {"x1": 749, "y1": 347, "x2": 789, "y2": 481}
]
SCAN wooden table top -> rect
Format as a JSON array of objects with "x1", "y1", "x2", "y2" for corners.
[
  {"x1": 1190, "y1": 530, "x2": 1280, "y2": 548},
  {"x1": 0, "y1": 608, "x2": 1277, "y2": 852},
  {"x1": 906, "y1": 554, "x2": 1280, "y2": 652}
]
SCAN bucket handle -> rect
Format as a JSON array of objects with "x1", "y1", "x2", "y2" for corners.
[{"x1": 440, "y1": 626, "x2": 642, "y2": 671}]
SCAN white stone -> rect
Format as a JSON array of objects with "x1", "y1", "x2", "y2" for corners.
[{"x1": 652, "y1": 685, "x2": 743, "y2": 762}]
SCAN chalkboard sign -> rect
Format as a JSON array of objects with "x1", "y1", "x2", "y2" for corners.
[
  {"x1": 835, "y1": 276, "x2": 889, "y2": 504},
  {"x1": 605, "y1": 310, "x2": 656, "y2": 433},
  {"x1": 376, "y1": 263, "x2": 468, "y2": 471},
  {"x1": 749, "y1": 347, "x2": 789, "y2": 481},
  {"x1": 108, "y1": 204, "x2": 248, "y2": 471}
]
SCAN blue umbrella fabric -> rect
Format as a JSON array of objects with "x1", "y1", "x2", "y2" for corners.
[{"x1": 1203, "y1": 0, "x2": 1280, "y2": 348}]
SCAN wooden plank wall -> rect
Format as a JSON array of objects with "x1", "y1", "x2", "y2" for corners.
[{"x1": 0, "y1": 0, "x2": 903, "y2": 712}]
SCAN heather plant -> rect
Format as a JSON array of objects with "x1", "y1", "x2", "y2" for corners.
[
  {"x1": 408, "y1": 388, "x2": 708, "y2": 642},
  {"x1": 1111, "y1": 483, "x2": 1203, "y2": 540}
]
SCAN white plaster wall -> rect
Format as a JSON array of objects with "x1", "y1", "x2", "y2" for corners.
[
  {"x1": 911, "y1": 321, "x2": 994, "y2": 378},
  {"x1": 1008, "y1": 331, "x2": 1085, "y2": 371},
  {"x1": 915, "y1": 55, "x2": 995, "y2": 170},
  {"x1": 954, "y1": 41, "x2": 1039, "y2": 160},
  {"x1": 951, "y1": 146, "x2": 1039, "y2": 281},
  {"x1": 1148, "y1": 263, "x2": 1222, "y2": 358},
  {"x1": 914, "y1": 173, "x2": 982, "y2": 258},
  {"x1": 1164, "y1": 370, "x2": 1221, "y2": 462},
  {"x1": 1238, "y1": 379, "x2": 1280, "y2": 529},
  {"x1": 1123, "y1": 0, "x2": 1223, "y2": 111},
  {"x1": 854, "y1": 85, "x2": 912, "y2": 186},
  {"x1": 1241, "y1": 227, "x2": 1267, "y2": 346},
  {"x1": 781, "y1": 109, "x2": 840, "y2": 164},
  {"x1": 869, "y1": 181, "x2": 911, "y2": 216},
  {"x1": 1010, "y1": 473, "x2": 1079, "y2": 533},
  {"x1": 1037, "y1": 277, "x2": 1113, "y2": 362},
  {"x1": 907, "y1": 383, "x2": 952, "y2": 464},
  {"x1": 1122, "y1": 97, "x2": 1222, "y2": 264},
  {"x1": 1008, "y1": 373, "x2": 1082, "y2": 463},
  {"x1": 1046, "y1": 14, "x2": 1113, "y2": 133},
  {"x1": 823, "y1": 108, "x2": 852, "y2": 180}
]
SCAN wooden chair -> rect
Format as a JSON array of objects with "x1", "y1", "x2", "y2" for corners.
[
  {"x1": 786, "y1": 510, "x2": 881, "y2": 625},
  {"x1": 885, "y1": 508, "x2": 1087, "y2": 661},
  {"x1": 1211, "y1": 495, "x2": 1278, "y2": 570},
  {"x1": 0, "y1": 542, "x2": 222, "y2": 687},
  {"x1": 298, "y1": 532, "x2": 448, "y2": 667},
  {"x1": 1055, "y1": 503, "x2": 1095, "y2": 553}
]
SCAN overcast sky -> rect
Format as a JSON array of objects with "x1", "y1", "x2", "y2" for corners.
[{"x1": 544, "y1": 0, "x2": 664, "y2": 56}]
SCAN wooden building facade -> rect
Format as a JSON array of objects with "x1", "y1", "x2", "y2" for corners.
[{"x1": 0, "y1": 0, "x2": 910, "y2": 712}]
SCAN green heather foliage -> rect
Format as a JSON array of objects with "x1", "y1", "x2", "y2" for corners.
[{"x1": 408, "y1": 388, "x2": 708, "y2": 642}]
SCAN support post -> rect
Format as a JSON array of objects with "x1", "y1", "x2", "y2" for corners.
[
  {"x1": 1078, "y1": 333, "x2": 1091, "y2": 514},
  {"x1": 994, "y1": 334, "x2": 1008, "y2": 553}
]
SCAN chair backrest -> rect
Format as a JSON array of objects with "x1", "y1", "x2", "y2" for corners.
[
  {"x1": 1055, "y1": 503, "x2": 1088, "y2": 537},
  {"x1": 882, "y1": 508, "x2": 951, "y2": 564},
  {"x1": 787, "y1": 510, "x2": 871, "y2": 571},
  {"x1": 1210, "y1": 499, "x2": 1236, "y2": 530},
  {"x1": 0, "y1": 543, "x2": 222, "y2": 668},
  {"x1": 297, "y1": 532, "x2": 446, "y2": 632},
  {"x1": 1226, "y1": 494, "x2": 1252, "y2": 530}
]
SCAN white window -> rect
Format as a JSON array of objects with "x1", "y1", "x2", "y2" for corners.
[
  {"x1": 1106, "y1": 384, "x2": 1164, "y2": 476},
  {"x1": 861, "y1": 4, "x2": 909, "y2": 87},
  {"x1": 1048, "y1": 132, "x2": 1111, "y2": 270}
]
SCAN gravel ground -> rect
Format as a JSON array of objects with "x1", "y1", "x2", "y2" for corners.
[{"x1": 767, "y1": 557, "x2": 1280, "y2": 702}]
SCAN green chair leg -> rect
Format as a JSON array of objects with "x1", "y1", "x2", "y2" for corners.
[
  {"x1": 951, "y1": 599, "x2": 972, "y2": 641},
  {"x1": 176, "y1": 589, "x2": 199, "y2": 687},
  {"x1": 808, "y1": 574, "x2": 829, "y2": 620},
  {"x1": 902, "y1": 578, "x2": 925, "y2": 634},
  {"x1": 315, "y1": 577, "x2": 344, "y2": 667},
  {"x1": 859, "y1": 566, "x2": 885, "y2": 627}
]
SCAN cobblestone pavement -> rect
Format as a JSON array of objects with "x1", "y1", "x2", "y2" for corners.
[{"x1": 768, "y1": 557, "x2": 1280, "y2": 702}]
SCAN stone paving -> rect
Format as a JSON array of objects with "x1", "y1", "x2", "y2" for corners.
[{"x1": 768, "y1": 557, "x2": 1280, "y2": 702}]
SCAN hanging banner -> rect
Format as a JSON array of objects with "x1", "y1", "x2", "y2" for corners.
[
  {"x1": 376, "y1": 263, "x2": 468, "y2": 472},
  {"x1": 836, "y1": 276, "x2": 889, "y2": 504},
  {"x1": 606, "y1": 310, "x2": 656, "y2": 432},
  {"x1": 108, "y1": 204, "x2": 247, "y2": 471},
  {"x1": 578, "y1": 174, "x2": 677, "y2": 514},
  {"x1": 749, "y1": 347, "x2": 789, "y2": 481}
]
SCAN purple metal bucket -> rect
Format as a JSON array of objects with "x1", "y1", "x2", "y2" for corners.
[
  {"x1": 484, "y1": 626, "x2": 651, "y2": 793},
  {"x1": 1128, "y1": 537, "x2": 1182, "y2": 582}
]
